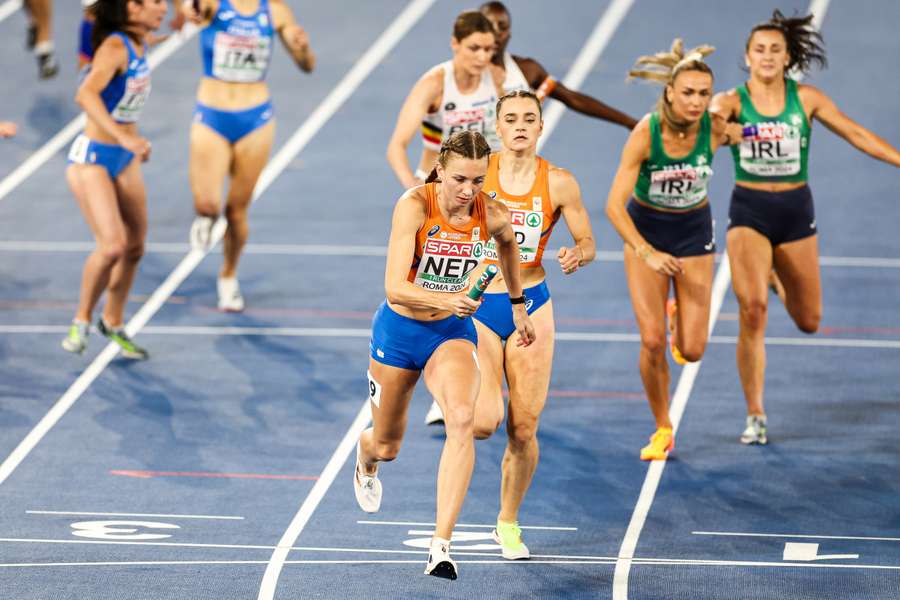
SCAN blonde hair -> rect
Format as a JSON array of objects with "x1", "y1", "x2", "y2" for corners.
[{"x1": 628, "y1": 38, "x2": 715, "y2": 133}]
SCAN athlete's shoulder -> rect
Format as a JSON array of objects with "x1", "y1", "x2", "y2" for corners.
[
  {"x1": 548, "y1": 165, "x2": 580, "y2": 202},
  {"x1": 417, "y1": 65, "x2": 445, "y2": 92},
  {"x1": 484, "y1": 193, "x2": 510, "y2": 218},
  {"x1": 796, "y1": 82, "x2": 826, "y2": 102},
  {"x1": 511, "y1": 55, "x2": 547, "y2": 84}
]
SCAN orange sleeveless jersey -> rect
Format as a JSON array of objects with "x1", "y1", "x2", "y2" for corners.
[
  {"x1": 407, "y1": 182, "x2": 492, "y2": 293},
  {"x1": 482, "y1": 154, "x2": 559, "y2": 269}
]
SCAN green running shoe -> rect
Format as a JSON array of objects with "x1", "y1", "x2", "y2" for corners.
[
  {"x1": 61, "y1": 320, "x2": 89, "y2": 354},
  {"x1": 492, "y1": 519, "x2": 530, "y2": 560},
  {"x1": 97, "y1": 319, "x2": 148, "y2": 360}
]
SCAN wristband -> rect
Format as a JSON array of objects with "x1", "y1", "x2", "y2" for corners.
[{"x1": 509, "y1": 295, "x2": 526, "y2": 305}]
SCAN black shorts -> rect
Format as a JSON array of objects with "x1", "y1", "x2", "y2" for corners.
[
  {"x1": 627, "y1": 199, "x2": 715, "y2": 258},
  {"x1": 728, "y1": 184, "x2": 816, "y2": 246}
]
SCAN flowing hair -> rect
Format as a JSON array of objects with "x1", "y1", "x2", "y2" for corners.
[
  {"x1": 91, "y1": 0, "x2": 141, "y2": 51},
  {"x1": 627, "y1": 38, "x2": 715, "y2": 133},
  {"x1": 747, "y1": 9, "x2": 827, "y2": 76}
]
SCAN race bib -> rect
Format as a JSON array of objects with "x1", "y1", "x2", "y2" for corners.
[
  {"x1": 648, "y1": 163, "x2": 712, "y2": 209},
  {"x1": 414, "y1": 239, "x2": 484, "y2": 293},
  {"x1": 111, "y1": 71, "x2": 151, "y2": 123},
  {"x1": 484, "y1": 207, "x2": 543, "y2": 263},
  {"x1": 739, "y1": 121, "x2": 803, "y2": 176},
  {"x1": 212, "y1": 32, "x2": 271, "y2": 83}
]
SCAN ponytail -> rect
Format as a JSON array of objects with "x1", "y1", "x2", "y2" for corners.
[
  {"x1": 91, "y1": 0, "x2": 139, "y2": 51},
  {"x1": 747, "y1": 10, "x2": 826, "y2": 76}
]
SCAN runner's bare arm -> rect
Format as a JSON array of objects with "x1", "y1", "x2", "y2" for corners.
[
  {"x1": 271, "y1": 1, "x2": 315, "y2": 72},
  {"x1": 550, "y1": 167, "x2": 595, "y2": 274},
  {"x1": 387, "y1": 69, "x2": 442, "y2": 189},
  {"x1": 801, "y1": 84, "x2": 900, "y2": 167}
]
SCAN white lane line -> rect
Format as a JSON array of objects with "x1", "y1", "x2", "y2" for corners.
[
  {"x1": 256, "y1": 4, "x2": 627, "y2": 597},
  {"x1": 693, "y1": 531, "x2": 900, "y2": 543},
  {"x1": 612, "y1": 4, "x2": 831, "y2": 598},
  {"x1": 27, "y1": 510, "x2": 244, "y2": 520},
  {"x1": 5, "y1": 241, "x2": 899, "y2": 270},
  {"x1": 537, "y1": 0, "x2": 635, "y2": 147},
  {"x1": 4, "y1": 325, "x2": 899, "y2": 350},
  {"x1": 254, "y1": 2, "x2": 436, "y2": 597},
  {"x1": 0, "y1": 25, "x2": 198, "y2": 206},
  {"x1": 356, "y1": 520, "x2": 578, "y2": 531},
  {"x1": 0, "y1": 0, "x2": 21, "y2": 24},
  {"x1": 0, "y1": 3, "x2": 425, "y2": 489}
]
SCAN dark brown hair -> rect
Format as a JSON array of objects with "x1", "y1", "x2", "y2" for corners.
[
  {"x1": 496, "y1": 90, "x2": 542, "y2": 119},
  {"x1": 92, "y1": 0, "x2": 141, "y2": 51},
  {"x1": 453, "y1": 9, "x2": 495, "y2": 41},
  {"x1": 747, "y1": 9, "x2": 826, "y2": 75},
  {"x1": 424, "y1": 131, "x2": 492, "y2": 183}
]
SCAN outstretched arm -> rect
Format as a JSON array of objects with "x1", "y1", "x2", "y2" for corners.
[
  {"x1": 516, "y1": 56, "x2": 638, "y2": 130},
  {"x1": 803, "y1": 85, "x2": 900, "y2": 167},
  {"x1": 387, "y1": 70, "x2": 441, "y2": 189}
]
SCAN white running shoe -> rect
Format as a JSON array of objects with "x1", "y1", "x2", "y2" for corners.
[
  {"x1": 424, "y1": 400, "x2": 445, "y2": 426},
  {"x1": 353, "y1": 442, "x2": 382, "y2": 513},
  {"x1": 190, "y1": 215, "x2": 215, "y2": 251},
  {"x1": 424, "y1": 537, "x2": 457, "y2": 580},
  {"x1": 61, "y1": 320, "x2": 89, "y2": 354},
  {"x1": 740, "y1": 414, "x2": 768, "y2": 445},
  {"x1": 217, "y1": 276, "x2": 245, "y2": 312}
]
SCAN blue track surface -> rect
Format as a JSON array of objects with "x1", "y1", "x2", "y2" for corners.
[{"x1": 0, "y1": 1, "x2": 898, "y2": 598}]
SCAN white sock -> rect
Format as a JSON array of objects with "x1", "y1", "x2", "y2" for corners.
[{"x1": 34, "y1": 40, "x2": 54, "y2": 56}]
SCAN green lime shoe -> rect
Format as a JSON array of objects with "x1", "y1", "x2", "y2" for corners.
[
  {"x1": 97, "y1": 319, "x2": 148, "y2": 360},
  {"x1": 492, "y1": 519, "x2": 530, "y2": 560},
  {"x1": 61, "y1": 320, "x2": 89, "y2": 354}
]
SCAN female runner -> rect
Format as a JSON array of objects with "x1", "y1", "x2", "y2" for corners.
[
  {"x1": 355, "y1": 131, "x2": 535, "y2": 580},
  {"x1": 184, "y1": 0, "x2": 315, "y2": 311},
  {"x1": 606, "y1": 39, "x2": 739, "y2": 460},
  {"x1": 711, "y1": 11, "x2": 900, "y2": 444},
  {"x1": 386, "y1": 9, "x2": 504, "y2": 189},
  {"x1": 62, "y1": 0, "x2": 168, "y2": 359}
]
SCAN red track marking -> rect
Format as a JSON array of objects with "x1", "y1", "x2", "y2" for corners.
[{"x1": 110, "y1": 470, "x2": 318, "y2": 481}]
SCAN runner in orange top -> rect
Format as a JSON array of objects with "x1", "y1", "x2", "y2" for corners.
[
  {"x1": 472, "y1": 90, "x2": 597, "y2": 559},
  {"x1": 354, "y1": 131, "x2": 536, "y2": 580}
]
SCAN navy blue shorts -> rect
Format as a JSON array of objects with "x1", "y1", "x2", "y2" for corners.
[
  {"x1": 627, "y1": 199, "x2": 715, "y2": 257},
  {"x1": 67, "y1": 134, "x2": 135, "y2": 179},
  {"x1": 473, "y1": 281, "x2": 551, "y2": 341},
  {"x1": 728, "y1": 184, "x2": 816, "y2": 246},
  {"x1": 369, "y1": 301, "x2": 478, "y2": 371},
  {"x1": 193, "y1": 101, "x2": 274, "y2": 144}
]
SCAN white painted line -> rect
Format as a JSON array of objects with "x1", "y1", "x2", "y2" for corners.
[
  {"x1": 537, "y1": 0, "x2": 635, "y2": 147},
  {"x1": 612, "y1": 4, "x2": 830, "y2": 598},
  {"x1": 693, "y1": 531, "x2": 900, "y2": 543},
  {"x1": 0, "y1": 0, "x2": 21, "y2": 24},
  {"x1": 4, "y1": 240, "x2": 899, "y2": 270},
  {"x1": 356, "y1": 520, "x2": 578, "y2": 531},
  {"x1": 4, "y1": 325, "x2": 899, "y2": 349},
  {"x1": 0, "y1": 0, "x2": 432, "y2": 490},
  {"x1": 27, "y1": 510, "x2": 244, "y2": 520},
  {"x1": 0, "y1": 25, "x2": 198, "y2": 207},
  {"x1": 0, "y1": 559, "x2": 614, "y2": 568}
]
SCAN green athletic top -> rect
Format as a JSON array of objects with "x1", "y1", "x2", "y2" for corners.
[
  {"x1": 634, "y1": 111, "x2": 714, "y2": 211},
  {"x1": 731, "y1": 78, "x2": 811, "y2": 183}
]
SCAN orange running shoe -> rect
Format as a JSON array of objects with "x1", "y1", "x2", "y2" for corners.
[
  {"x1": 640, "y1": 427, "x2": 674, "y2": 461},
  {"x1": 666, "y1": 298, "x2": 688, "y2": 365}
]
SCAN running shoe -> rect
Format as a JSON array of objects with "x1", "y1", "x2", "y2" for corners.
[
  {"x1": 97, "y1": 318, "x2": 149, "y2": 360},
  {"x1": 37, "y1": 51, "x2": 59, "y2": 79},
  {"x1": 640, "y1": 427, "x2": 674, "y2": 461},
  {"x1": 492, "y1": 519, "x2": 530, "y2": 560},
  {"x1": 424, "y1": 400, "x2": 445, "y2": 426},
  {"x1": 61, "y1": 320, "x2": 89, "y2": 354},
  {"x1": 424, "y1": 537, "x2": 458, "y2": 580},
  {"x1": 217, "y1": 276, "x2": 245, "y2": 312},
  {"x1": 740, "y1": 414, "x2": 768, "y2": 445},
  {"x1": 189, "y1": 215, "x2": 215, "y2": 251},
  {"x1": 666, "y1": 298, "x2": 688, "y2": 365},
  {"x1": 353, "y1": 442, "x2": 382, "y2": 513}
]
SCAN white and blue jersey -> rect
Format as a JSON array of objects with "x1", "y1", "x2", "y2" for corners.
[
  {"x1": 201, "y1": 0, "x2": 274, "y2": 83},
  {"x1": 100, "y1": 32, "x2": 151, "y2": 124}
]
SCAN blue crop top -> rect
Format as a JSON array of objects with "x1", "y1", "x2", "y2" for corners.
[
  {"x1": 200, "y1": 0, "x2": 274, "y2": 83},
  {"x1": 100, "y1": 32, "x2": 151, "y2": 124}
]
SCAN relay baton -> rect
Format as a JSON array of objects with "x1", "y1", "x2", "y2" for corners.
[{"x1": 457, "y1": 265, "x2": 498, "y2": 319}]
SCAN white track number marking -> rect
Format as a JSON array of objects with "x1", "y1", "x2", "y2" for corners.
[
  {"x1": 71, "y1": 520, "x2": 180, "y2": 541},
  {"x1": 783, "y1": 542, "x2": 859, "y2": 561},
  {"x1": 403, "y1": 529, "x2": 499, "y2": 550}
]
